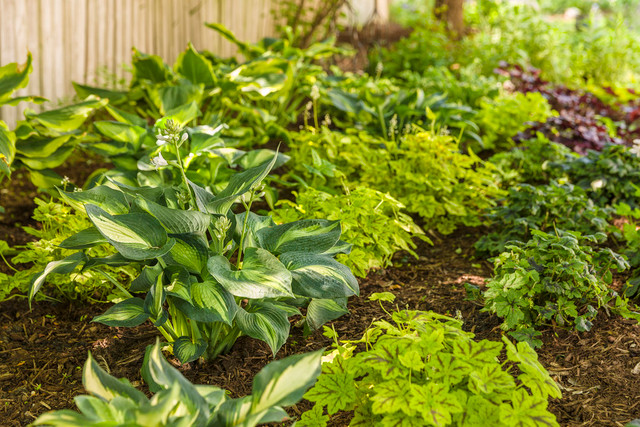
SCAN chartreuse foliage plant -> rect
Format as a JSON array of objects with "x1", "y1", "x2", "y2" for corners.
[
  {"x1": 270, "y1": 186, "x2": 428, "y2": 277},
  {"x1": 475, "y1": 181, "x2": 612, "y2": 257},
  {"x1": 0, "y1": 197, "x2": 136, "y2": 302},
  {"x1": 483, "y1": 230, "x2": 635, "y2": 348},
  {"x1": 300, "y1": 305, "x2": 561, "y2": 426},
  {"x1": 615, "y1": 196, "x2": 640, "y2": 297},
  {"x1": 33, "y1": 339, "x2": 322, "y2": 427},
  {"x1": 29, "y1": 120, "x2": 358, "y2": 363}
]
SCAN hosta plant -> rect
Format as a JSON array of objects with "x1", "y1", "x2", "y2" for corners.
[
  {"x1": 475, "y1": 181, "x2": 612, "y2": 257},
  {"x1": 29, "y1": 121, "x2": 358, "y2": 362},
  {"x1": 483, "y1": 230, "x2": 634, "y2": 348},
  {"x1": 271, "y1": 186, "x2": 428, "y2": 277},
  {"x1": 300, "y1": 304, "x2": 561, "y2": 426},
  {"x1": 615, "y1": 199, "x2": 640, "y2": 297},
  {"x1": 33, "y1": 339, "x2": 322, "y2": 427}
]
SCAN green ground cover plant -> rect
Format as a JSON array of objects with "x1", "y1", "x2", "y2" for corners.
[
  {"x1": 483, "y1": 230, "x2": 634, "y2": 348},
  {"x1": 300, "y1": 298, "x2": 561, "y2": 426},
  {"x1": 34, "y1": 339, "x2": 322, "y2": 427}
]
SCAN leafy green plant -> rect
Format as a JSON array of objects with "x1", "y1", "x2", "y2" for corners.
[
  {"x1": 472, "y1": 91, "x2": 556, "y2": 153},
  {"x1": 29, "y1": 120, "x2": 358, "y2": 363},
  {"x1": 488, "y1": 134, "x2": 576, "y2": 187},
  {"x1": 270, "y1": 186, "x2": 428, "y2": 277},
  {"x1": 33, "y1": 339, "x2": 322, "y2": 427},
  {"x1": 615, "y1": 198, "x2": 640, "y2": 297},
  {"x1": 475, "y1": 181, "x2": 612, "y2": 256},
  {"x1": 0, "y1": 197, "x2": 136, "y2": 302},
  {"x1": 483, "y1": 230, "x2": 633, "y2": 347},
  {"x1": 300, "y1": 305, "x2": 561, "y2": 426}
]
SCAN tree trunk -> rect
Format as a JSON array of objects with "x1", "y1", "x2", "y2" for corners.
[{"x1": 433, "y1": 0, "x2": 464, "y2": 38}]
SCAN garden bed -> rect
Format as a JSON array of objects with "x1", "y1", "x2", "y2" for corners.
[{"x1": 2, "y1": 229, "x2": 639, "y2": 426}]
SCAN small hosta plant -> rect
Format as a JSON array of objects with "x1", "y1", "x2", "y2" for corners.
[
  {"x1": 33, "y1": 339, "x2": 323, "y2": 427},
  {"x1": 300, "y1": 305, "x2": 561, "y2": 426},
  {"x1": 475, "y1": 181, "x2": 612, "y2": 257},
  {"x1": 616, "y1": 199, "x2": 640, "y2": 297},
  {"x1": 483, "y1": 230, "x2": 633, "y2": 347},
  {"x1": 30, "y1": 120, "x2": 358, "y2": 362}
]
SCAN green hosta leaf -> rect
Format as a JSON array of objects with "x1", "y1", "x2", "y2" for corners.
[
  {"x1": 175, "y1": 43, "x2": 216, "y2": 87},
  {"x1": 163, "y1": 233, "x2": 209, "y2": 274},
  {"x1": 61, "y1": 186, "x2": 130, "y2": 215},
  {"x1": 142, "y1": 340, "x2": 210, "y2": 424},
  {"x1": 86, "y1": 204, "x2": 174, "y2": 260},
  {"x1": 304, "y1": 357, "x2": 357, "y2": 415},
  {"x1": 19, "y1": 143, "x2": 77, "y2": 170},
  {"x1": 279, "y1": 252, "x2": 359, "y2": 299},
  {"x1": 130, "y1": 264, "x2": 163, "y2": 293},
  {"x1": 499, "y1": 389, "x2": 559, "y2": 427},
  {"x1": 171, "y1": 280, "x2": 237, "y2": 325},
  {"x1": 305, "y1": 298, "x2": 349, "y2": 331},
  {"x1": 173, "y1": 337, "x2": 208, "y2": 364},
  {"x1": 93, "y1": 298, "x2": 149, "y2": 327},
  {"x1": 24, "y1": 97, "x2": 108, "y2": 132},
  {"x1": 206, "y1": 153, "x2": 278, "y2": 215},
  {"x1": 73, "y1": 395, "x2": 118, "y2": 422},
  {"x1": 0, "y1": 53, "x2": 33, "y2": 105},
  {"x1": 135, "y1": 197, "x2": 210, "y2": 235},
  {"x1": 188, "y1": 179, "x2": 216, "y2": 212},
  {"x1": 59, "y1": 226, "x2": 107, "y2": 249},
  {"x1": 235, "y1": 302, "x2": 290, "y2": 356},
  {"x1": 164, "y1": 101, "x2": 201, "y2": 126},
  {"x1": 251, "y1": 349, "x2": 323, "y2": 413},
  {"x1": 94, "y1": 121, "x2": 147, "y2": 148},
  {"x1": 149, "y1": 84, "x2": 203, "y2": 116},
  {"x1": 72, "y1": 82, "x2": 127, "y2": 104},
  {"x1": 132, "y1": 49, "x2": 172, "y2": 84},
  {"x1": 207, "y1": 247, "x2": 293, "y2": 298},
  {"x1": 15, "y1": 134, "x2": 73, "y2": 158},
  {"x1": 32, "y1": 411, "x2": 94, "y2": 426},
  {"x1": 105, "y1": 105, "x2": 148, "y2": 127},
  {"x1": 28, "y1": 169, "x2": 65, "y2": 189},
  {"x1": 28, "y1": 252, "x2": 86, "y2": 305},
  {"x1": 0, "y1": 125, "x2": 16, "y2": 177},
  {"x1": 257, "y1": 219, "x2": 342, "y2": 255},
  {"x1": 83, "y1": 352, "x2": 147, "y2": 404},
  {"x1": 233, "y1": 212, "x2": 275, "y2": 250}
]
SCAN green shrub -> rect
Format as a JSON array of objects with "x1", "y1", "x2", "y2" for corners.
[
  {"x1": 483, "y1": 230, "x2": 632, "y2": 348},
  {"x1": 475, "y1": 181, "x2": 612, "y2": 256},
  {"x1": 615, "y1": 200, "x2": 640, "y2": 297},
  {"x1": 34, "y1": 339, "x2": 322, "y2": 427},
  {"x1": 270, "y1": 186, "x2": 427, "y2": 277},
  {"x1": 300, "y1": 303, "x2": 561, "y2": 426}
]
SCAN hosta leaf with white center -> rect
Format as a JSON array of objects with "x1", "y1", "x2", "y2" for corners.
[
  {"x1": 92, "y1": 298, "x2": 149, "y2": 327},
  {"x1": 206, "y1": 153, "x2": 278, "y2": 215},
  {"x1": 24, "y1": 96, "x2": 108, "y2": 132},
  {"x1": 207, "y1": 247, "x2": 293, "y2": 298},
  {"x1": 85, "y1": 204, "x2": 175, "y2": 260},
  {"x1": 279, "y1": 252, "x2": 359, "y2": 299},
  {"x1": 235, "y1": 302, "x2": 290, "y2": 356},
  {"x1": 135, "y1": 197, "x2": 211, "y2": 235},
  {"x1": 83, "y1": 352, "x2": 148, "y2": 405},
  {"x1": 173, "y1": 336, "x2": 208, "y2": 364},
  {"x1": 257, "y1": 219, "x2": 341, "y2": 255},
  {"x1": 61, "y1": 186, "x2": 130, "y2": 215},
  {"x1": 28, "y1": 252, "x2": 86, "y2": 306}
]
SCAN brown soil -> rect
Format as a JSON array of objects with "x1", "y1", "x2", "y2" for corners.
[{"x1": 2, "y1": 229, "x2": 640, "y2": 426}]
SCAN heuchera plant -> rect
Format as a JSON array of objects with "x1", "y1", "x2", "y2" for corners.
[
  {"x1": 300, "y1": 298, "x2": 561, "y2": 426},
  {"x1": 29, "y1": 120, "x2": 359, "y2": 362}
]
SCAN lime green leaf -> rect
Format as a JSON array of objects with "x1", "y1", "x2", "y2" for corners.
[
  {"x1": 175, "y1": 43, "x2": 216, "y2": 87},
  {"x1": 83, "y1": 352, "x2": 147, "y2": 404},
  {"x1": 60, "y1": 185, "x2": 130, "y2": 215},
  {"x1": 24, "y1": 97, "x2": 108, "y2": 132},
  {"x1": 59, "y1": 226, "x2": 107, "y2": 249},
  {"x1": 72, "y1": 82, "x2": 127, "y2": 104},
  {"x1": 499, "y1": 389, "x2": 559, "y2": 427},
  {"x1": 28, "y1": 252, "x2": 86, "y2": 306},
  {"x1": 304, "y1": 357, "x2": 357, "y2": 415},
  {"x1": 0, "y1": 52, "x2": 33, "y2": 105}
]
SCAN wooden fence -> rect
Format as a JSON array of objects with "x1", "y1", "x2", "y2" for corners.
[{"x1": 0, "y1": 0, "x2": 390, "y2": 127}]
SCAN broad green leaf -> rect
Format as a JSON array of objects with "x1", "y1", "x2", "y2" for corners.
[
  {"x1": 94, "y1": 121, "x2": 147, "y2": 148},
  {"x1": 28, "y1": 169, "x2": 65, "y2": 189},
  {"x1": 163, "y1": 233, "x2": 209, "y2": 274},
  {"x1": 85, "y1": 204, "x2": 174, "y2": 260},
  {"x1": 177, "y1": 280, "x2": 237, "y2": 324},
  {"x1": 61, "y1": 185, "x2": 130, "y2": 215},
  {"x1": 82, "y1": 253, "x2": 131, "y2": 271},
  {"x1": 19, "y1": 143, "x2": 77, "y2": 170},
  {"x1": 305, "y1": 298, "x2": 349, "y2": 331},
  {"x1": 93, "y1": 298, "x2": 149, "y2": 327},
  {"x1": 279, "y1": 252, "x2": 359, "y2": 299},
  {"x1": 104, "y1": 104, "x2": 148, "y2": 127},
  {"x1": 83, "y1": 352, "x2": 148, "y2": 404},
  {"x1": 28, "y1": 252, "x2": 86, "y2": 306},
  {"x1": 410, "y1": 382, "x2": 463, "y2": 425},
  {"x1": 233, "y1": 212, "x2": 275, "y2": 250},
  {"x1": 132, "y1": 49, "x2": 172, "y2": 84},
  {"x1": 135, "y1": 197, "x2": 210, "y2": 235},
  {"x1": 15, "y1": 134, "x2": 73, "y2": 158},
  {"x1": 24, "y1": 97, "x2": 108, "y2": 132},
  {"x1": 205, "y1": 23, "x2": 264, "y2": 58},
  {"x1": 175, "y1": 43, "x2": 216, "y2": 87},
  {"x1": 206, "y1": 153, "x2": 278, "y2": 215},
  {"x1": 187, "y1": 179, "x2": 216, "y2": 212},
  {"x1": 251, "y1": 349, "x2": 323, "y2": 413},
  {"x1": 148, "y1": 84, "x2": 202, "y2": 115},
  {"x1": 32, "y1": 410, "x2": 95, "y2": 426},
  {"x1": 235, "y1": 302, "x2": 290, "y2": 356},
  {"x1": 0, "y1": 125, "x2": 16, "y2": 177},
  {"x1": 237, "y1": 149, "x2": 289, "y2": 170},
  {"x1": 164, "y1": 101, "x2": 201, "y2": 126},
  {"x1": 59, "y1": 226, "x2": 107, "y2": 249},
  {"x1": 257, "y1": 219, "x2": 341, "y2": 255},
  {"x1": 207, "y1": 247, "x2": 293, "y2": 298},
  {"x1": 173, "y1": 336, "x2": 208, "y2": 364},
  {"x1": 327, "y1": 89, "x2": 369, "y2": 116},
  {"x1": 130, "y1": 264, "x2": 163, "y2": 293},
  {"x1": 72, "y1": 82, "x2": 127, "y2": 104},
  {"x1": 0, "y1": 52, "x2": 33, "y2": 105}
]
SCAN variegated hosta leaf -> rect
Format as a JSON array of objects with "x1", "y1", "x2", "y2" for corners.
[
  {"x1": 61, "y1": 185, "x2": 130, "y2": 215},
  {"x1": 59, "y1": 226, "x2": 107, "y2": 249},
  {"x1": 85, "y1": 204, "x2": 175, "y2": 260},
  {"x1": 28, "y1": 252, "x2": 86, "y2": 305},
  {"x1": 170, "y1": 280, "x2": 237, "y2": 325},
  {"x1": 162, "y1": 233, "x2": 209, "y2": 274},
  {"x1": 24, "y1": 96, "x2": 108, "y2": 132},
  {"x1": 92, "y1": 298, "x2": 149, "y2": 327},
  {"x1": 279, "y1": 252, "x2": 359, "y2": 299},
  {"x1": 235, "y1": 302, "x2": 290, "y2": 356},
  {"x1": 135, "y1": 197, "x2": 211, "y2": 235},
  {"x1": 206, "y1": 153, "x2": 278, "y2": 215},
  {"x1": 257, "y1": 219, "x2": 341, "y2": 255},
  {"x1": 304, "y1": 298, "x2": 349, "y2": 331},
  {"x1": 207, "y1": 247, "x2": 293, "y2": 298},
  {"x1": 173, "y1": 337, "x2": 208, "y2": 364},
  {"x1": 83, "y1": 352, "x2": 148, "y2": 405}
]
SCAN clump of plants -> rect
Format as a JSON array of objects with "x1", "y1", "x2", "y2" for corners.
[
  {"x1": 34, "y1": 339, "x2": 322, "y2": 427},
  {"x1": 475, "y1": 181, "x2": 612, "y2": 256},
  {"x1": 300, "y1": 298, "x2": 561, "y2": 426},
  {"x1": 615, "y1": 198, "x2": 640, "y2": 297},
  {"x1": 270, "y1": 186, "x2": 428, "y2": 277},
  {"x1": 29, "y1": 120, "x2": 358, "y2": 363},
  {"x1": 483, "y1": 230, "x2": 633, "y2": 348}
]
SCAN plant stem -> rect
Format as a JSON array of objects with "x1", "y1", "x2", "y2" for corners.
[
  {"x1": 237, "y1": 197, "x2": 254, "y2": 267},
  {"x1": 173, "y1": 139, "x2": 197, "y2": 211}
]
